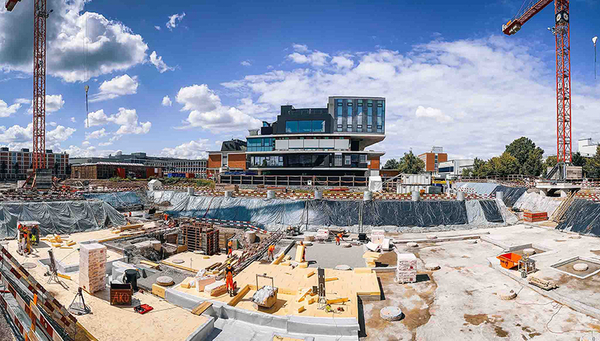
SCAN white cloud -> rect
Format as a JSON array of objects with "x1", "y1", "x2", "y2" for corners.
[
  {"x1": 86, "y1": 108, "x2": 151, "y2": 135},
  {"x1": 0, "y1": 99, "x2": 22, "y2": 117},
  {"x1": 48, "y1": 122, "x2": 58, "y2": 127},
  {"x1": 415, "y1": 106, "x2": 453, "y2": 123},
  {"x1": 175, "y1": 84, "x2": 261, "y2": 131},
  {"x1": 86, "y1": 128, "x2": 107, "y2": 140},
  {"x1": 24, "y1": 94, "x2": 65, "y2": 114},
  {"x1": 154, "y1": 26, "x2": 161, "y2": 31},
  {"x1": 82, "y1": 141, "x2": 90, "y2": 147},
  {"x1": 45, "y1": 95, "x2": 65, "y2": 113},
  {"x1": 287, "y1": 51, "x2": 330, "y2": 67},
  {"x1": 286, "y1": 45, "x2": 330, "y2": 67},
  {"x1": 162, "y1": 95, "x2": 172, "y2": 107},
  {"x1": 292, "y1": 44, "x2": 308, "y2": 53},
  {"x1": 70, "y1": 117, "x2": 76, "y2": 123},
  {"x1": 0, "y1": 123, "x2": 75, "y2": 151},
  {"x1": 221, "y1": 36, "x2": 600, "y2": 160},
  {"x1": 240, "y1": 60, "x2": 252, "y2": 66},
  {"x1": 90, "y1": 74, "x2": 138, "y2": 102},
  {"x1": 0, "y1": 1, "x2": 149, "y2": 82},
  {"x1": 161, "y1": 138, "x2": 209, "y2": 159},
  {"x1": 331, "y1": 56, "x2": 354, "y2": 69},
  {"x1": 63, "y1": 144, "x2": 114, "y2": 157},
  {"x1": 149, "y1": 51, "x2": 174, "y2": 73},
  {"x1": 166, "y1": 12, "x2": 186, "y2": 30}
]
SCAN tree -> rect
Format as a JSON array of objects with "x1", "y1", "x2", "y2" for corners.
[
  {"x1": 584, "y1": 146, "x2": 600, "y2": 178},
  {"x1": 544, "y1": 155, "x2": 557, "y2": 169},
  {"x1": 505, "y1": 137, "x2": 544, "y2": 176},
  {"x1": 572, "y1": 152, "x2": 586, "y2": 167},
  {"x1": 471, "y1": 158, "x2": 490, "y2": 177},
  {"x1": 398, "y1": 151, "x2": 425, "y2": 174},
  {"x1": 383, "y1": 159, "x2": 399, "y2": 170},
  {"x1": 488, "y1": 152, "x2": 520, "y2": 177}
]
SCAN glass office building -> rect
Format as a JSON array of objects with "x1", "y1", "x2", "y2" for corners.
[{"x1": 245, "y1": 96, "x2": 385, "y2": 176}]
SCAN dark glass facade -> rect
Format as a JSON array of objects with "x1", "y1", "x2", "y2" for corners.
[
  {"x1": 333, "y1": 98, "x2": 384, "y2": 133},
  {"x1": 249, "y1": 153, "x2": 368, "y2": 169}
]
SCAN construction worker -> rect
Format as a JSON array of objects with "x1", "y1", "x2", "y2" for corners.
[
  {"x1": 335, "y1": 233, "x2": 341, "y2": 246},
  {"x1": 163, "y1": 213, "x2": 169, "y2": 222},
  {"x1": 227, "y1": 240, "x2": 233, "y2": 258},
  {"x1": 225, "y1": 261, "x2": 235, "y2": 297},
  {"x1": 300, "y1": 241, "x2": 306, "y2": 262},
  {"x1": 267, "y1": 244, "x2": 275, "y2": 261}
]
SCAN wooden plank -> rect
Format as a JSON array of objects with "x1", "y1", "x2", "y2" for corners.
[
  {"x1": 306, "y1": 270, "x2": 315, "y2": 278},
  {"x1": 296, "y1": 287, "x2": 312, "y2": 302},
  {"x1": 294, "y1": 245, "x2": 305, "y2": 262},
  {"x1": 57, "y1": 273, "x2": 71, "y2": 280},
  {"x1": 228, "y1": 284, "x2": 250, "y2": 306},
  {"x1": 297, "y1": 306, "x2": 306, "y2": 313},
  {"x1": 326, "y1": 297, "x2": 348, "y2": 305},
  {"x1": 325, "y1": 277, "x2": 338, "y2": 282},
  {"x1": 140, "y1": 260, "x2": 159, "y2": 269},
  {"x1": 191, "y1": 301, "x2": 213, "y2": 315},
  {"x1": 161, "y1": 260, "x2": 197, "y2": 273}
]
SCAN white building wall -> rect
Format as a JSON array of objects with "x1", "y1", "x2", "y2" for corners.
[{"x1": 578, "y1": 138, "x2": 599, "y2": 157}]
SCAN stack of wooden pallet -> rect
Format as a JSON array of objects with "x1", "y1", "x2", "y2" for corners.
[{"x1": 523, "y1": 211, "x2": 548, "y2": 223}]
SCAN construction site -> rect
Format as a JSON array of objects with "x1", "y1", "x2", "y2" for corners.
[{"x1": 2, "y1": 0, "x2": 600, "y2": 340}]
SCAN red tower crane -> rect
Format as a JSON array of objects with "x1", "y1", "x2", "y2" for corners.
[
  {"x1": 502, "y1": 0, "x2": 572, "y2": 168},
  {"x1": 6, "y1": 0, "x2": 50, "y2": 174}
]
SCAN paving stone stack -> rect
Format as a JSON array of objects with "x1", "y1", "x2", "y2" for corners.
[
  {"x1": 395, "y1": 252, "x2": 417, "y2": 284},
  {"x1": 79, "y1": 243, "x2": 107, "y2": 293}
]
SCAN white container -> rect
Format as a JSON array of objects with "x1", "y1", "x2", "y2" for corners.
[
  {"x1": 225, "y1": 191, "x2": 233, "y2": 198},
  {"x1": 364, "y1": 191, "x2": 373, "y2": 201},
  {"x1": 496, "y1": 191, "x2": 503, "y2": 201},
  {"x1": 187, "y1": 187, "x2": 195, "y2": 196},
  {"x1": 267, "y1": 190, "x2": 276, "y2": 199},
  {"x1": 314, "y1": 190, "x2": 323, "y2": 200},
  {"x1": 411, "y1": 191, "x2": 420, "y2": 202}
]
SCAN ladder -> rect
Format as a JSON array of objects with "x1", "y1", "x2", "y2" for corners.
[{"x1": 550, "y1": 191, "x2": 577, "y2": 223}]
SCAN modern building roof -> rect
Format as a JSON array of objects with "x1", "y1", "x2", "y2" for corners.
[{"x1": 73, "y1": 162, "x2": 150, "y2": 167}]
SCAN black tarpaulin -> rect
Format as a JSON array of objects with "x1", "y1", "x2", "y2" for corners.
[{"x1": 556, "y1": 199, "x2": 600, "y2": 236}]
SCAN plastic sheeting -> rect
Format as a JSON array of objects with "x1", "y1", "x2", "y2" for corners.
[
  {"x1": 83, "y1": 191, "x2": 143, "y2": 210},
  {"x1": 492, "y1": 185, "x2": 527, "y2": 207},
  {"x1": 164, "y1": 195, "x2": 306, "y2": 230},
  {"x1": 454, "y1": 182, "x2": 499, "y2": 196},
  {"x1": 556, "y1": 199, "x2": 600, "y2": 236},
  {"x1": 478, "y1": 200, "x2": 504, "y2": 223},
  {"x1": 513, "y1": 191, "x2": 562, "y2": 216},
  {"x1": 0, "y1": 200, "x2": 126, "y2": 239},
  {"x1": 152, "y1": 191, "x2": 509, "y2": 231},
  {"x1": 307, "y1": 200, "x2": 469, "y2": 227}
]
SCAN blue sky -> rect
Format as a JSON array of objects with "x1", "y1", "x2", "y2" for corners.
[{"x1": 0, "y1": 0, "x2": 599, "y2": 161}]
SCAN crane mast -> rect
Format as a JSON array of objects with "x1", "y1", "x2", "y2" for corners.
[
  {"x1": 33, "y1": 0, "x2": 48, "y2": 171},
  {"x1": 503, "y1": 0, "x2": 572, "y2": 165}
]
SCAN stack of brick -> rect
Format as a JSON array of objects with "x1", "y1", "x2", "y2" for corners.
[
  {"x1": 395, "y1": 252, "x2": 417, "y2": 284},
  {"x1": 370, "y1": 230, "x2": 385, "y2": 245},
  {"x1": 79, "y1": 243, "x2": 107, "y2": 293}
]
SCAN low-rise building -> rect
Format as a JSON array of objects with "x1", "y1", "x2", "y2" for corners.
[
  {"x1": 71, "y1": 162, "x2": 162, "y2": 180},
  {"x1": 70, "y1": 152, "x2": 207, "y2": 177},
  {"x1": 437, "y1": 159, "x2": 474, "y2": 178},
  {"x1": 418, "y1": 147, "x2": 447, "y2": 173},
  {"x1": 0, "y1": 147, "x2": 69, "y2": 180},
  {"x1": 207, "y1": 139, "x2": 247, "y2": 178}
]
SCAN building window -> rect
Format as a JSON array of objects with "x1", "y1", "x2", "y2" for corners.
[
  {"x1": 285, "y1": 120, "x2": 325, "y2": 133},
  {"x1": 334, "y1": 155, "x2": 342, "y2": 167},
  {"x1": 367, "y1": 105, "x2": 373, "y2": 132},
  {"x1": 357, "y1": 105, "x2": 363, "y2": 132},
  {"x1": 222, "y1": 154, "x2": 228, "y2": 167},
  {"x1": 377, "y1": 102, "x2": 384, "y2": 133},
  {"x1": 344, "y1": 155, "x2": 351, "y2": 166}
]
